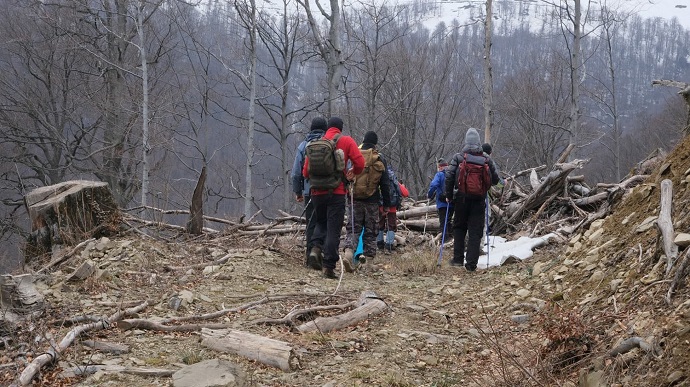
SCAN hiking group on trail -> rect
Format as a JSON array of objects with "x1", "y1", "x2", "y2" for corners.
[{"x1": 293, "y1": 116, "x2": 500, "y2": 278}]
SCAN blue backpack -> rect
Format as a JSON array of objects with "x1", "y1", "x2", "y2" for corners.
[{"x1": 387, "y1": 167, "x2": 402, "y2": 208}]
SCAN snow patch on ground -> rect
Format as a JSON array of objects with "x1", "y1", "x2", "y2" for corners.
[{"x1": 478, "y1": 233, "x2": 556, "y2": 269}]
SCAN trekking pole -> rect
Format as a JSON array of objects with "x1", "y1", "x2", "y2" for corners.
[
  {"x1": 485, "y1": 195, "x2": 490, "y2": 269},
  {"x1": 436, "y1": 207, "x2": 450, "y2": 267},
  {"x1": 349, "y1": 186, "x2": 356, "y2": 243}
]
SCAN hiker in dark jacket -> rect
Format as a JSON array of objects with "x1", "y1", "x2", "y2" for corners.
[
  {"x1": 343, "y1": 131, "x2": 391, "y2": 270},
  {"x1": 444, "y1": 128, "x2": 500, "y2": 271},
  {"x1": 291, "y1": 117, "x2": 327, "y2": 268},
  {"x1": 303, "y1": 117, "x2": 365, "y2": 279}
]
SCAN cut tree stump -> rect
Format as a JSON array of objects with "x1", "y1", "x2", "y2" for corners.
[
  {"x1": 200, "y1": 328, "x2": 299, "y2": 371},
  {"x1": 24, "y1": 180, "x2": 120, "y2": 260}
]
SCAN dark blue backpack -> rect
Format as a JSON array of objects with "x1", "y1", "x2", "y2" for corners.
[{"x1": 387, "y1": 167, "x2": 402, "y2": 208}]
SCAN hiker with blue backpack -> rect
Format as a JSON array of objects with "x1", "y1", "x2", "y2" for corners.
[
  {"x1": 428, "y1": 158, "x2": 454, "y2": 240},
  {"x1": 444, "y1": 128, "x2": 501, "y2": 271},
  {"x1": 377, "y1": 167, "x2": 408, "y2": 254},
  {"x1": 291, "y1": 117, "x2": 328, "y2": 268}
]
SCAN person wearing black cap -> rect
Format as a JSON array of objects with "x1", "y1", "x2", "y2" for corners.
[
  {"x1": 291, "y1": 117, "x2": 328, "y2": 269},
  {"x1": 428, "y1": 158, "x2": 453, "y2": 238},
  {"x1": 342, "y1": 130, "x2": 391, "y2": 270},
  {"x1": 303, "y1": 117, "x2": 365, "y2": 279},
  {"x1": 444, "y1": 128, "x2": 500, "y2": 271}
]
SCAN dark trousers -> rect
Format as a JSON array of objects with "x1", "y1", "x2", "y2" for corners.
[
  {"x1": 452, "y1": 197, "x2": 485, "y2": 270},
  {"x1": 311, "y1": 194, "x2": 346, "y2": 270},
  {"x1": 378, "y1": 209, "x2": 397, "y2": 232},
  {"x1": 437, "y1": 205, "x2": 454, "y2": 235},
  {"x1": 304, "y1": 196, "x2": 317, "y2": 261}
]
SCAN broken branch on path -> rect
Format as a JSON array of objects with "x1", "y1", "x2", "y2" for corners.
[
  {"x1": 297, "y1": 291, "x2": 389, "y2": 333},
  {"x1": 118, "y1": 294, "x2": 307, "y2": 331},
  {"x1": 17, "y1": 301, "x2": 149, "y2": 386},
  {"x1": 253, "y1": 300, "x2": 358, "y2": 328}
]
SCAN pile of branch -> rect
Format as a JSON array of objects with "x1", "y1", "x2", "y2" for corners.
[{"x1": 397, "y1": 158, "x2": 651, "y2": 239}]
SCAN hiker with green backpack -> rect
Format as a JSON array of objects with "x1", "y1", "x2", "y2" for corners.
[
  {"x1": 444, "y1": 128, "x2": 501, "y2": 271},
  {"x1": 302, "y1": 117, "x2": 365, "y2": 279},
  {"x1": 291, "y1": 117, "x2": 328, "y2": 268},
  {"x1": 342, "y1": 131, "x2": 392, "y2": 270}
]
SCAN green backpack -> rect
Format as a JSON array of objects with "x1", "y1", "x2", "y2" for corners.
[{"x1": 306, "y1": 134, "x2": 345, "y2": 190}]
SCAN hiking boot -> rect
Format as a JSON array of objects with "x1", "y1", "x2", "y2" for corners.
[
  {"x1": 322, "y1": 267, "x2": 337, "y2": 279},
  {"x1": 307, "y1": 246, "x2": 323, "y2": 270},
  {"x1": 449, "y1": 260, "x2": 464, "y2": 267},
  {"x1": 465, "y1": 265, "x2": 477, "y2": 272},
  {"x1": 358, "y1": 255, "x2": 368, "y2": 265},
  {"x1": 341, "y1": 255, "x2": 354, "y2": 273},
  {"x1": 384, "y1": 243, "x2": 393, "y2": 254},
  {"x1": 377, "y1": 240, "x2": 384, "y2": 250}
]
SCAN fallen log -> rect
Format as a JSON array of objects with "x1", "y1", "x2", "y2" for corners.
[
  {"x1": 400, "y1": 218, "x2": 440, "y2": 232},
  {"x1": 16, "y1": 301, "x2": 149, "y2": 386},
  {"x1": 397, "y1": 205, "x2": 437, "y2": 220},
  {"x1": 61, "y1": 365, "x2": 176, "y2": 378},
  {"x1": 200, "y1": 328, "x2": 299, "y2": 371},
  {"x1": 238, "y1": 225, "x2": 305, "y2": 235},
  {"x1": 297, "y1": 291, "x2": 389, "y2": 333}
]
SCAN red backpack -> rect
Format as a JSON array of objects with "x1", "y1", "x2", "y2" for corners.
[{"x1": 457, "y1": 152, "x2": 491, "y2": 198}]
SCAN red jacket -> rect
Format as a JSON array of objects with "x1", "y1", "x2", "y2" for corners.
[{"x1": 302, "y1": 127, "x2": 365, "y2": 195}]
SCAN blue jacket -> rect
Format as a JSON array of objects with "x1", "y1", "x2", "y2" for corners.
[
  {"x1": 428, "y1": 170, "x2": 451, "y2": 209},
  {"x1": 291, "y1": 130, "x2": 324, "y2": 196}
]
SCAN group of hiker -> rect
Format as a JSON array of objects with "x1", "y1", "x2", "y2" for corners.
[{"x1": 291, "y1": 117, "x2": 500, "y2": 278}]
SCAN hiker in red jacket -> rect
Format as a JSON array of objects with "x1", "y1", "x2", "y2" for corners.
[{"x1": 303, "y1": 117, "x2": 365, "y2": 278}]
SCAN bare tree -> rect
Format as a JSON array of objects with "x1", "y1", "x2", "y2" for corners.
[
  {"x1": 483, "y1": 0, "x2": 495, "y2": 144},
  {"x1": 297, "y1": 0, "x2": 343, "y2": 115},
  {"x1": 255, "y1": 0, "x2": 318, "y2": 211},
  {"x1": 234, "y1": 0, "x2": 260, "y2": 219}
]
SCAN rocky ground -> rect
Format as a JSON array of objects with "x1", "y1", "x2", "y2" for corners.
[{"x1": 4, "y1": 138, "x2": 690, "y2": 386}]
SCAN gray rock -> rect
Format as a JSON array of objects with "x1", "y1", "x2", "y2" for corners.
[
  {"x1": 532, "y1": 262, "x2": 545, "y2": 276},
  {"x1": 511, "y1": 314, "x2": 530, "y2": 324},
  {"x1": 674, "y1": 233, "x2": 690, "y2": 248},
  {"x1": 666, "y1": 371, "x2": 683, "y2": 384},
  {"x1": 172, "y1": 359, "x2": 246, "y2": 387},
  {"x1": 635, "y1": 216, "x2": 657, "y2": 233},
  {"x1": 500, "y1": 255, "x2": 520, "y2": 265}
]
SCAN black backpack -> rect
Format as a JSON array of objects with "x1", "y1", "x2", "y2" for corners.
[{"x1": 305, "y1": 134, "x2": 345, "y2": 190}]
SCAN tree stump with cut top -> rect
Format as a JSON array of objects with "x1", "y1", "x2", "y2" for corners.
[{"x1": 24, "y1": 180, "x2": 121, "y2": 261}]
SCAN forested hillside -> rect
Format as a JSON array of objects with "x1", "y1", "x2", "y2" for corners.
[{"x1": 1, "y1": 0, "x2": 689, "y2": 271}]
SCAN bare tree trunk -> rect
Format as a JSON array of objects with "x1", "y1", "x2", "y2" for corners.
[
  {"x1": 568, "y1": 0, "x2": 582, "y2": 155},
  {"x1": 298, "y1": 0, "x2": 343, "y2": 115},
  {"x1": 187, "y1": 166, "x2": 206, "y2": 235},
  {"x1": 137, "y1": 1, "x2": 150, "y2": 212},
  {"x1": 483, "y1": 0, "x2": 494, "y2": 143},
  {"x1": 243, "y1": 0, "x2": 258, "y2": 219}
]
